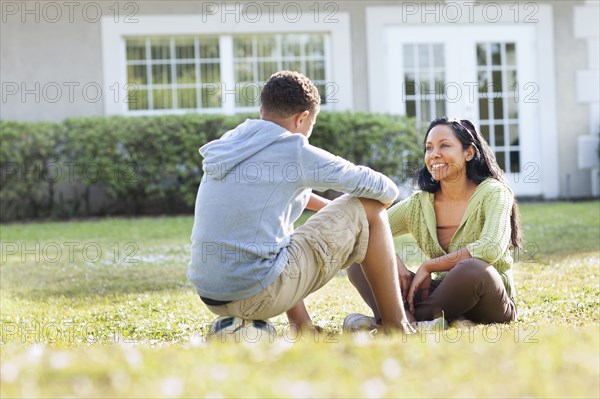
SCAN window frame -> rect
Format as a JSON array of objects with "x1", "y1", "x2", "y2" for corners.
[{"x1": 101, "y1": 13, "x2": 352, "y2": 116}]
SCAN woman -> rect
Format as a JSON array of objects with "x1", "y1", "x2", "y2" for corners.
[{"x1": 345, "y1": 117, "x2": 521, "y2": 329}]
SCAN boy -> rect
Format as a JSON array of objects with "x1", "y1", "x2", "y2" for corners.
[{"x1": 188, "y1": 71, "x2": 412, "y2": 334}]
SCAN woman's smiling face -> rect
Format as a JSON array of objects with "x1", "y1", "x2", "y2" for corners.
[{"x1": 424, "y1": 124, "x2": 474, "y2": 182}]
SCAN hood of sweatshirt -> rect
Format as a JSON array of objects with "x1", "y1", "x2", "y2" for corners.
[{"x1": 199, "y1": 119, "x2": 289, "y2": 180}]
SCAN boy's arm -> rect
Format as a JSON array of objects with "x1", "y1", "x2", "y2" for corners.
[{"x1": 302, "y1": 144, "x2": 399, "y2": 205}]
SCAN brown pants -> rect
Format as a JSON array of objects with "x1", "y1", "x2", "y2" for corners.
[{"x1": 347, "y1": 258, "x2": 516, "y2": 324}]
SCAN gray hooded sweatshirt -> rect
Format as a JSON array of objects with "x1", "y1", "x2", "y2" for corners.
[{"x1": 188, "y1": 119, "x2": 399, "y2": 301}]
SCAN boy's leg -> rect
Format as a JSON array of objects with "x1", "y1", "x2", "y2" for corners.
[{"x1": 356, "y1": 198, "x2": 412, "y2": 333}]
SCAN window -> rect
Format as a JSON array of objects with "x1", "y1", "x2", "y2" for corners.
[
  {"x1": 124, "y1": 33, "x2": 329, "y2": 112},
  {"x1": 477, "y1": 42, "x2": 520, "y2": 173},
  {"x1": 233, "y1": 34, "x2": 328, "y2": 108},
  {"x1": 402, "y1": 43, "x2": 446, "y2": 129},
  {"x1": 126, "y1": 37, "x2": 221, "y2": 111}
]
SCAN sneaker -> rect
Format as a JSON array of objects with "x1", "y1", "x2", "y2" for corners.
[
  {"x1": 411, "y1": 316, "x2": 448, "y2": 331},
  {"x1": 342, "y1": 313, "x2": 379, "y2": 333},
  {"x1": 209, "y1": 316, "x2": 276, "y2": 342}
]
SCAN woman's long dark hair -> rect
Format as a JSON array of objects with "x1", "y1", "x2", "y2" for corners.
[{"x1": 414, "y1": 117, "x2": 522, "y2": 249}]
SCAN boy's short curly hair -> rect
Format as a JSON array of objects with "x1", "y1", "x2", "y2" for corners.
[{"x1": 260, "y1": 71, "x2": 321, "y2": 117}]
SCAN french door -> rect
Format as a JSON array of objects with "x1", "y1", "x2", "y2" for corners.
[{"x1": 385, "y1": 25, "x2": 542, "y2": 196}]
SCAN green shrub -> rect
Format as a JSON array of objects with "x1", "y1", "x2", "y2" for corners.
[
  {"x1": 0, "y1": 112, "x2": 419, "y2": 222},
  {"x1": 0, "y1": 120, "x2": 64, "y2": 220}
]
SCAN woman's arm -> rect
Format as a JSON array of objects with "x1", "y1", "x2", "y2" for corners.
[
  {"x1": 423, "y1": 247, "x2": 472, "y2": 273},
  {"x1": 306, "y1": 192, "x2": 331, "y2": 211}
]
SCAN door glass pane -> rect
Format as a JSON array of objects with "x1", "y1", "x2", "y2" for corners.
[
  {"x1": 495, "y1": 151, "x2": 506, "y2": 171},
  {"x1": 476, "y1": 44, "x2": 487, "y2": 66},
  {"x1": 480, "y1": 124, "x2": 490, "y2": 144},
  {"x1": 491, "y1": 43, "x2": 501, "y2": 66},
  {"x1": 476, "y1": 42, "x2": 520, "y2": 173},
  {"x1": 510, "y1": 151, "x2": 520, "y2": 173},
  {"x1": 506, "y1": 43, "x2": 516, "y2": 66},
  {"x1": 495, "y1": 125, "x2": 505, "y2": 146},
  {"x1": 403, "y1": 43, "x2": 445, "y2": 127}
]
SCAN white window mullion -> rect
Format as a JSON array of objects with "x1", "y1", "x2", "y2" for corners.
[
  {"x1": 194, "y1": 37, "x2": 201, "y2": 110},
  {"x1": 220, "y1": 35, "x2": 235, "y2": 115},
  {"x1": 170, "y1": 37, "x2": 177, "y2": 110},
  {"x1": 145, "y1": 38, "x2": 153, "y2": 110},
  {"x1": 324, "y1": 33, "x2": 333, "y2": 108}
]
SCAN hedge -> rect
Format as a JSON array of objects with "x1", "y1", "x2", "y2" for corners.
[{"x1": 0, "y1": 112, "x2": 420, "y2": 222}]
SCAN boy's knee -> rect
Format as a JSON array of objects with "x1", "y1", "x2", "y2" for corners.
[{"x1": 357, "y1": 198, "x2": 386, "y2": 223}]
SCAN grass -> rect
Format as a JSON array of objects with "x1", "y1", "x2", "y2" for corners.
[{"x1": 0, "y1": 201, "x2": 599, "y2": 398}]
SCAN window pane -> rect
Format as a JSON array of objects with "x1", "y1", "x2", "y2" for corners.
[
  {"x1": 127, "y1": 65, "x2": 147, "y2": 85},
  {"x1": 237, "y1": 84, "x2": 259, "y2": 106},
  {"x1": 492, "y1": 71, "x2": 503, "y2": 93},
  {"x1": 433, "y1": 44, "x2": 444, "y2": 67},
  {"x1": 152, "y1": 89, "x2": 173, "y2": 109},
  {"x1": 316, "y1": 83, "x2": 327, "y2": 105},
  {"x1": 403, "y1": 44, "x2": 415, "y2": 69},
  {"x1": 506, "y1": 43, "x2": 516, "y2": 66},
  {"x1": 491, "y1": 43, "x2": 501, "y2": 66},
  {"x1": 282, "y1": 35, "x2": 302, "y2": 57},
  {"x1": 419, "y1": 72, "x2": 430, "y2": 95},
  {"x1": 175, "y1": 38, "x2": 195, "y2": 59},
  {"x1": 495, "y1": 151, "x2": 506, "y2": 171},
  {"x1": 510, "y1": 151, "x2": 520, "y2": 173},
  {"x1": 305, "y1": 35, "x2": 324, "y2": 57},
  {"x1": 435, "y1": 72, "x2": 445, "y2": 94},
  {"x1": 256, "y1": 36, "x2": 277, "y2": 58},
  {"x1": 234, "y1": 37, "x2": 253, "y2": 58},
  {"x1": 201, "y1": 63, "x2": 220, "y2": 83},
  {"x1": 495, "y1": 124, "x2": 505, "y2": 146},
  {"x1": 152, "y1": 64, "x2": 172, "y2": 84},
  {"x1": 201, "y1": 87, "x2": 221, "y2": 108},
  {"x1": 200, "y1": 38, "x2": 220, "y2": 58},
  {"x1": 420, "y1": 99, "x2": 431, "y2": 122},
  {"x1": 509, "y1": 124, "x2": 519, "y2": 145},
  {"x1": 177, "y1": 88, "x2": 197, "y2": 108},
  {"x1": 405, "y1": 73, "x2": 416, "y2": 95},
  {"x1": 128, "y1": 88, "x2": 148, "y2": 110},
  {"x1": 151, "y1": 39, "x2": 171, "y2": 60},
  {"x1": 257, "y1": 61, "x2": 278, "y2": 81},
  {"x1": 508, "y1": 98, "x2": 518, "y2": 119},
  {"x1": 476, "y1": 44, "x2": 487, "y2": 66},
  {"x1": 479, "y1": 98, "x2": 489, "y2": 120},
  {"x1": 234, "y1": 62, "x2": 253, "y2": 82},
  {"x1": 306, "y1": 60, "x2": 325, "y2": 81},
  {"x1": 435, "y1": 100, "x2": 445, "y2": 118},
  {"x1": 406, "y1": 100, "x2": 416, "y2": 117},
  {"x1": 478, "y1": 71, "x2": 489, "y2": 93},
  {"x1": 176, "y1": 63, "x2": 196, "y2": 84},
  {"x1": 418, "y1": 44, "x2": 429, "y2": 68},
  {"x1": 126, "y1": 39, "x2": 146, "y2": 60},
  {"x1": 493, "y1": 97, "x2": 504, "y2": 119},
  {"x1": 283, "y1": 60, "x2": 302, "y2": 72},
  {"x1": 480, "y1": 124, "x2": 490, "y2": 143},
  {"x1": 506, "y1": 69, "x2": 517, "y2": 92}
]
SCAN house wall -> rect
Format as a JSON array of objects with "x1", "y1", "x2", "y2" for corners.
[{"x1": 1, "y1": 1, "x2": 598, "y2": 198}]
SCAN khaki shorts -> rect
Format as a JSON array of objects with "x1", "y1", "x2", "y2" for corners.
[{"x1": 205, "y1": 195, "x2": 370, "y2": 320}]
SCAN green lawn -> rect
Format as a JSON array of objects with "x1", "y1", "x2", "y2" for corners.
[{"x1": 1, "y1": 201, "x2": 599, "y2": 398}]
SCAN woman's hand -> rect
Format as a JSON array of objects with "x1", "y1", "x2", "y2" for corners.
[
  {"x1": 396, "y1": 255, "x2": 412, "y2": 302},
  {"x1": 407, "y1": 262, "x2": 432, "y2": 314}
]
